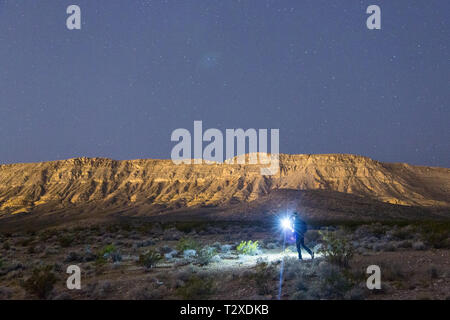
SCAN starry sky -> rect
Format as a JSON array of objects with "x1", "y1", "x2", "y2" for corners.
[{"x1": 0, "y1": 0, "x2": 448, "y2": 167}]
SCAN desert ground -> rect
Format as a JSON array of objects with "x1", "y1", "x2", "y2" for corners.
[{"x1": 0, "y1": 219, "x2": 448, "y2": 300}]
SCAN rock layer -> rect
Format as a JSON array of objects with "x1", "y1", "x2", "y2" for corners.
[{"x1": 0, "y1": 154, "x2": 449, "y2": 219}]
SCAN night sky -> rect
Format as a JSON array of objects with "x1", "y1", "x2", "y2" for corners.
[{"x1": 0, "y1": 0, "x2": 448, "y2": 167}]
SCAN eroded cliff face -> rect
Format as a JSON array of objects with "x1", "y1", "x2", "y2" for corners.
[{"x1": 0, "y1": 154, "x2": 449, "y2": 217}]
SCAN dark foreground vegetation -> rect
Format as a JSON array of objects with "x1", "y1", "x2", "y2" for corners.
[{"x1": 0, "y1": 219, "x2": 449, "y2": 300}]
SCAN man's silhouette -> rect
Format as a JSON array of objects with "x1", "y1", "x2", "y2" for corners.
[{"x1": 292, "y1": 212, "x2": 314, "y2": 260}]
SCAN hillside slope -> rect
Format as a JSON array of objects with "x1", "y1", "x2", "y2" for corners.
[{"x1": 0, "y1": 154, "x2": 449, "y2": 222}]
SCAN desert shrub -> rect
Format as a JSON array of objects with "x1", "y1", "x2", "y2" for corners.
[
  {"x1": 174, "y1": 221, "x2": 208, "y2": 233},
  {"x1": 196, "y1": 246, "x2": 216, "y2": 266},
  {"x1": 290, "y1": 260, "x2": 360, "y2": 300},
  {"x1": 58, "y1": 235, "x2": 74, "y2": 248},
  {"x1": 419, "y1": 222, "x2": 450, "y2": 249},
  {"x1": 211, "y1": 242, "x2": 222, "y2": 250},
  {"x1": 397, "y1": 240, "x2": 412, "y2": 248},
  {"x1": 110, "y1": 251, "x2": 122, "y2": 263},
  {"x1": 158, "y1": 245, "x2": 173, "y2": 254},
  {"x1": 412, "y1": 241, "x2": 426, "y2": 250},
  {"x1": 265, "y1": 242, "x2": 277, "y2": 249},
  {"x1": 252, "y1": 262, "x2": 276, "y2": 295},
  {"x1": 176, "y1": 275, "x2": 215, "y2": 299},
  {"x1": 424, "y1": 233, "x2": 449, "y2": 249},
  {"x1": 0, "y1": 286, "x2": 13, "y2": 299},
  {"x1": 99, "y1": 244, "x2": 116, "y2": 256},
  {"x1": 382, "y1": 242, "x2": 396, "y2": 252},
  {"x1": 283, "y1": 258, "x2": 302, "y2": 281},
  {"x1": 18, "y1": 237, "x2": 33, "y2": 247},
  {"x1": 368, "y1": 223, "x2": 387, "y2": 237},
  {"x1": 22, "y1": 265, "x2": 57, "y2": 299},
  {"x1": 176, "y1": 237, "x2": 200, "y2": 252},
  {"x1": 294, "y1": 275, "x2": 309, "y2": 293},
  {"x1": 345, "y1": 285, "x2": 367, "y2": 300},
  {"x1": 106, "y1": 224, "x2": 120, "y2": 234},
  {"x1": 26, "y1": 230, "x2": 36, "y2": 237},
  {"x1": 175, "y1": 268, "x2": 194, "y2": 282},
  {"x1": 27, "y1": 246, "x2": 36, "y2": 254},
  {"x1": 127, "y1": 284, "x2": 168, "y2": 300},
  {"x1": 86, "y1": 280, "x2": 114, "y2": 299},
  {"x1": 427, "y1": 265, "x2": 439, "y2": 279},
  {"x1": 138, "y1": 250, "x2": 162, "y2": 269},
  {"x1": 237, "y1": 240, "x2": 259, "y2": 255},
  {"x1": 291, "y1": 263, "x2": 328, "y2": 300},
  {"x1": 38, "y1": 229, "x2": 58, "y2": 241},
  {"x1": 391, "y1": 227, "x2": 414, "y2": 240},
  {"x1": 93, "y1": 257, "x2": 107, "y2": 275},
  {"x1": 316, "y1": 263, "x2": 354, "y2": 299},
  {"x1": 318, "y1": 231, "x2": 354, "y2": 267},
  {"x1": 220, "y1": 244, "x2": 233, "y2": 252},
  {"x1": 378, "y1": 262, "x2": 405, "y2": 281},
  {"x1": 283, "y1": 257, "x2": 315, "y2": 281},
  {"x1": 305, "y1": 230, "x2": 321, "y2": 243},
  {"x1": 97, "y1": 244, "x2": 121, "y2": 263},
  {"x1": 291, "y1": 290, "x2": 309, "y2": 300}
]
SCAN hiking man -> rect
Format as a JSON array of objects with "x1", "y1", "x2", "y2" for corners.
[{"x1": 292, "y1": 212, "x2": 314, "y2": 260}]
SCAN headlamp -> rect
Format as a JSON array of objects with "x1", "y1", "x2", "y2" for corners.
[{"x1": 281, "y1": 217, "x2": 293, "y2": 231}]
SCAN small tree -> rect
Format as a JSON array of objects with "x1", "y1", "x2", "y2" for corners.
[
  {"x1": 318, "y1": 231, "x2": 354, "y2": 267},
  {"x1": 23, "y1": 265, "x2": 57, "y2": 299}
]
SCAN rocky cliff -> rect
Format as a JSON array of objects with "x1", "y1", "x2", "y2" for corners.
[{"x1": 0, "y1": 154, "x2": 449, "y2": 220}]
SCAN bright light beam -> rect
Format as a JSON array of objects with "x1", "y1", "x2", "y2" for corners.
[
  {"x1": 280, "y1": 217, "x2": 293, "y2": 232},
  {"x1": 278, "y1": 215, "x2": 293, "y2": 300}
]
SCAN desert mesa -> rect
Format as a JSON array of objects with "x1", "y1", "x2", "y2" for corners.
[{"x1": 0, "y1": 153, "x2": 448, "y2": 224}]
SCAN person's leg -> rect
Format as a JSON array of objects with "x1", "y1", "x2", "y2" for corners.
[
  {"x1": 300, "y1": 236, "x2": 314, "y2": 259},
  {"x1": 295, "y1": 234, "x2": 303, "y2": 260}
]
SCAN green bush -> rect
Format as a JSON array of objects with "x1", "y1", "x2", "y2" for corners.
[
  {"x1": 176, "y1": 237, "x2": 200, "y2": 252},
  {"x1": 97, "y1": 244, "x2": 122, "y2": 263},
  {"x1": 138, "y1": 250, "x2": 162, "y2": 269},
  {"x1": 176, "y1": 275, "x2": 215, "y2": 299},
  {"x1": 237, "y1": 240, "x2": 259, "y2": 255},
  {"x1": 99, "y1": 244, "x2": 116, "y2": 256},
  {"x1": 318, "y1": 231, "x2": 354, "y2": 267},
  {"x1": 22, "y1": 265, "x2": 57, "y2": 299}
]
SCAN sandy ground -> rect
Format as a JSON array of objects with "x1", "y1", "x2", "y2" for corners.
[{"x1": 0, "y1": 223, "x2": 449, "y2": 300}]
